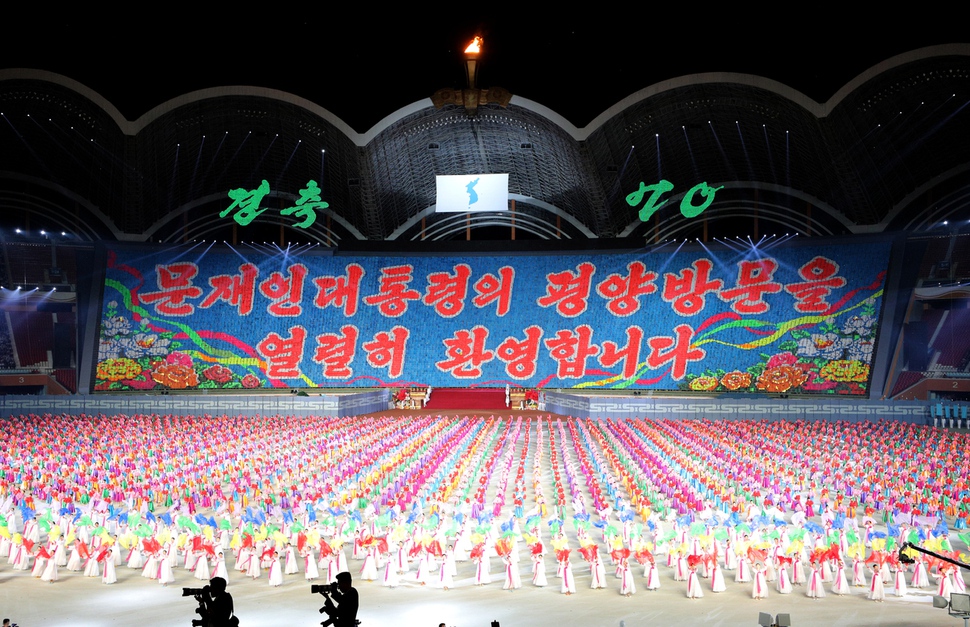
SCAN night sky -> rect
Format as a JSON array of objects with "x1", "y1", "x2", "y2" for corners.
[{"x1": 3, "y1": 11, "x2": 966, "y2": 131}]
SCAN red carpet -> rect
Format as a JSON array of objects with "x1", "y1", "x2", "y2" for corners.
[{"x1": 423, "y1": 387, "x2": 507, "y2": 410}]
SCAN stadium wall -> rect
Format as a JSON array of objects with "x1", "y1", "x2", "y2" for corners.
[
  {"x1": 0, "y1": 389, "x2": 389, "y2": 418},
  {"x1": 541, "y1": 390, "x2": 933, "y2": 423},
  {"x1": 0, "y1": 391, "x2": 942, "y2": 425}
]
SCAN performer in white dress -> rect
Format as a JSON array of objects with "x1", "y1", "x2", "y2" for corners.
[
  {"x1": 852, "y1": 558, "x2": 868, "y2": 587},
  {"x1": 752, "y1": 561, "x2": 769, "y2": 599},
  {"x1": 193, "y1": 550, "x2": 211, "y2": 581},
  {"x1": 686, "y1": 560, "x2": 704, "y2": 599},
  {"x1": 710, "y1": 559, "x2": 726, "y2": 593},
  {"x1": 559, "y1": 552, "x2": 576, "y2": 595},
  {"x1": 360, "y1": 547, "x2": 379, "y2": 581},
  {"x1": 618, "y1": 558, "x2": 636, "y2": 596},
  {"x1": 806, "y1": 562, "x2": 826, "y2": 599},
  {"x1": 157, "y1": 551, "x2": 176, "y2": 586},
  {"x1": 302, "y1": 548, "x2": 319, "y2": 582},
  {"x1": 590, "y1": 553, "x2": 607, "y2": 589},
  {"x1": 893, "y1": 562, "x2": 908, "y2": 597},
  {"x1": 735, "y1": 556, "x2": 751, "y2": 583},
  {"x1": 911, "y1": 558, "x2": 929, "y2": 588},
  {"x1": 776, "y1": 558, "x2": 793, "y2": 594},
  {"x1": 473, "y1": 545, "x2": 491, "y2": 585},
  {"x1": 267, "y1": 550, "x2": 283, "y2": 587},
  {"x1": 101, "y1": 546, "x2": 117, "y2": 585},
  {"x1": 868, "y1": 563, "x2": 886, "y2": 601},
  {"x1": 832, "y1": 559, "x2": 850, "y2": 595},
  {"x1": 382, "y1": 557, "x2": 399, "y2": 587},
  {"x1": 531, "y1": 544, "x2": 548, "y2": 587},
  {"x1": 213, "y1": 551, "x2": 229, "y2": 581},
  {"x1": 40, "y1": 547, "x2": 58, "y2": 582},
  {"x1": 284, "y1": 544, "x2": 299, "y2": 575},
  {"x1": 437, "y1": 554, "x2": 454, "y2": 590},
  {"x1": 938, "y1": 565, "x2": 955, "y2": 601},
  {"x1": 502, "y1": 554, "x2": 522, "y2": 590}
]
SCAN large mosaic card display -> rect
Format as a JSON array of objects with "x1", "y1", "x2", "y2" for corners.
[{"x1": 96, "y1": 240, "x2": 890, "y2": 393}]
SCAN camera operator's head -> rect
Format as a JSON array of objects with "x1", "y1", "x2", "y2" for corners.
[
  {"x1": 209, "y1": 576, "x2": 227, "y2": 595},
  {"x1": 335, "y1": 571, "x2": 353, "y2": 592}
]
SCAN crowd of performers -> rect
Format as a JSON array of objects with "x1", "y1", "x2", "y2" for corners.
[{"x1": 1, "y1": 412, "x2": 970, "y2": 604}]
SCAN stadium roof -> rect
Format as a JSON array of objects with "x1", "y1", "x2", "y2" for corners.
[
  {"x1": 1, "y1": 13, "x2": 963, "y2": 132},
  {"x1": 1, "y1": 13, "x2": 969, "y2": 244}
]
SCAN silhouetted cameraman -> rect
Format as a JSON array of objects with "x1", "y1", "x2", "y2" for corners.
[
  {"x1": 196, "y1": 577, "x2": 236, "y2": 627},
  {"x1": 318, "y1": 571, "x2": 359, "y2": 627}
]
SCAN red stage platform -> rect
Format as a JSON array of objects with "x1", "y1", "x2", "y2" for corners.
[{"x1": 422, "y1": 387, "x2": 507, "y2": 410}]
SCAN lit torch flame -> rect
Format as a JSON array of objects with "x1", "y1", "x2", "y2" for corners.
[{"x1": 465, "y1": 36, "x2": 483, "y2": 55}]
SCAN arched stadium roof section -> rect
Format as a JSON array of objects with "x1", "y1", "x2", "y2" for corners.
[
  {"x1": 8, "y1": 42, "x2": 968, "y2": 147},
  {"x1": 2, "y1": 43, "x2": 970, "y2": 242}
]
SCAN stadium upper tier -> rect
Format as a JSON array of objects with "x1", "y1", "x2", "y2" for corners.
[{"x1": 1, "y1": 45, "x2": 969, "y2": 246}]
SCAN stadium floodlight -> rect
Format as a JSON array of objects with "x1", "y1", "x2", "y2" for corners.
[
  {"x1": 758, "y1": 613, "x2": 792, "y2": 627},
  {"x1": 935, "y1": 592, "x2": 970, "y2": 626},
  {"x1": 952, "y1": 593, "x2": 970, "y2": 614}
]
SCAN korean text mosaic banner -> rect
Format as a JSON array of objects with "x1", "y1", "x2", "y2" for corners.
[{"x1": 96, "y1": 240, "x2": 889, "y2": 394}]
